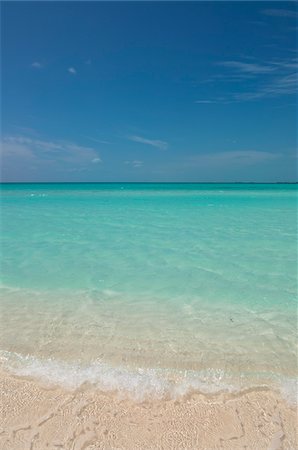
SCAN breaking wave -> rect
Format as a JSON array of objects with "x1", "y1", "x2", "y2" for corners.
[{"x1": 0, "y1": 350, "x2": 296, "y2": 405}]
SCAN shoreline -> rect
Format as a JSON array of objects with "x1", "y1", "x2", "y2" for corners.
[
  {"x1": 1, "y1": 349, "x2": 297, "y2": 405},
  {"x1": 1, "y1": 370, "x2": 297, "y2": 450}
]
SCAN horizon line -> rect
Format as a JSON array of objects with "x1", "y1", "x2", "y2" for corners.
[{"x1": 1, "y1": 181, "x2": 297, "y2": 185}]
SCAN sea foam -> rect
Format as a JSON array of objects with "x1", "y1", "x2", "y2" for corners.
[{"x1": 0, "y1": 350, "x2": 296, "y2": 404}]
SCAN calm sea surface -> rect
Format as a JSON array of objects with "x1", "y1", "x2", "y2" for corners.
[{"x1": 0, "y1": 183, "x2": 297, "y2": 400}]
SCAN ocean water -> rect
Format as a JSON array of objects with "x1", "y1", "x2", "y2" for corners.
[{"x1": 0, "y1": 183, "x2": 297, "y2": 401}]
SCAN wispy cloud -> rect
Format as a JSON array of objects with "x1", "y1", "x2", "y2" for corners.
[
  {"x1": 195, "y1": 100, "x2": 218, "y2": 104},
  {"x1": 269, "y1": 58, "x2": 298, "y2": 70},
  {"x1": 31, "y1": 61, "x2": 43, "y2": 69},
  {"x1": 1, "y1": 136, "x2": 102, "y2": 167},
  {"x1": 262, "y1": 9, "x2": 298, "y2": 19},
  {"x1": 128, "y1": 135, "x2": 168, "y2": 151},
  {"x1": 68, "y1": 67, "x2": 77, "y2": 75},
  {"x1": 235, "y1": 72, "x2": 297, "y2": 100},
  {"x1": 84, "y1": 136, "x2": 112, "y2": 145},
  {"x1": 124, "y1": 160, "x2": 144, "y2": 168},
  {"x1": 195, "y1": 98, "x2": 230, "y2": 105},
  {"x1": 199, "y1": 56, "x2": 298, "y2": 103},
  {"x1": 218, "y1": 61, "x2": 276, "y2": 74}
]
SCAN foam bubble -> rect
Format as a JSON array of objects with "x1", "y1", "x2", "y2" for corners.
[
  {"x1": 2, "y1": 350, "x2": 296, "y2": 405},
  {"x1": 0, "y1": 351, "x2": 237, "y2": 401}
]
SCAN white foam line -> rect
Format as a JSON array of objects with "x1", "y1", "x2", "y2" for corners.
[
  {"x1": 0, "y1": 350, "x2": 296, "y2": 404},
  {"x1": 0, "y1": 351, "x2": 237, "y2": 401}
]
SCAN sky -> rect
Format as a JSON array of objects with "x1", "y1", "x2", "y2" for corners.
[{"x1": 1, "y1": 1, "x2": 297, "y2": 182}]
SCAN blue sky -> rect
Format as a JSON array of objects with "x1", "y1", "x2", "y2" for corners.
[{"x1": 1, "y1": 1, "x2": 297, "y2": 182}]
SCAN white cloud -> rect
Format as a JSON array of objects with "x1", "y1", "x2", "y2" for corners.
[
  {"x1": 124, "y1": 160, "x2": 144, "y2": 168},
  {"x1": 218, "y1": 61, "x2": 276, "y2": 74},
  {"x1": 1, "y1": 141, "x2": 35, "y2": 160},
  {"x1": 1, "y1": 136, "x2": 102, "y2": 167},
  {"x1": 84, "y1": 136, "x2": 112, "y2": 145},
  {"x1": 195, "y1": 100, "x2": 217, "y2": 104},
  {"x1": 207, "y1": 57, "x2": 298, "y2": 102},
  {"x1": 68, "y1": 67, "x2": 77, "y2": 75},
  {"x1": 195, "y1": 98, "x2": 231, "y2": 104},
  {"x1": 132, "y1": 160, "x2": 143, "y2": 168},
  {"x1": 128, "y1": 135, "x2": 168, "y2": 151},
  {"x1": 235, "y1": 72, "x2": 298, "y2": 101},
  {"x1": 31, "y1": 62, "x2": 43, "y2": 69}
]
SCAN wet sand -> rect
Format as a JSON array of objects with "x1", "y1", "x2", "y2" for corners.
[{"x1": 0, "y1": 371, "x2": 297, "y2": 450}]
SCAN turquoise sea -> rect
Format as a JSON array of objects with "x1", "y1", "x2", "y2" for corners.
[{"x1": 0, "y1": 183, "x2": 297, "y2": 401}]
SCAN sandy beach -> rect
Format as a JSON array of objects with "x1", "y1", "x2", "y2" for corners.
[
  {"x1": 0, "y1": 371, "x2": 297, "y2": 450},
  {"x1": 2, "y1": 0, "x2": 298, "y2": 447}
]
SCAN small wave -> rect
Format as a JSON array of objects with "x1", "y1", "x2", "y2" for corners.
[
  {"x1": 0, "y1": 350, "x2": 296, "y2": 404},
  {"x1": 0, "y1": 351, "x2": 238, "y2": 401}
]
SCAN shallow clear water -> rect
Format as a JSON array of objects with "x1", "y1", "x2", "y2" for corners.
[{"x1": 0, "y1": 183, "x2": 297, "y2": 400}]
